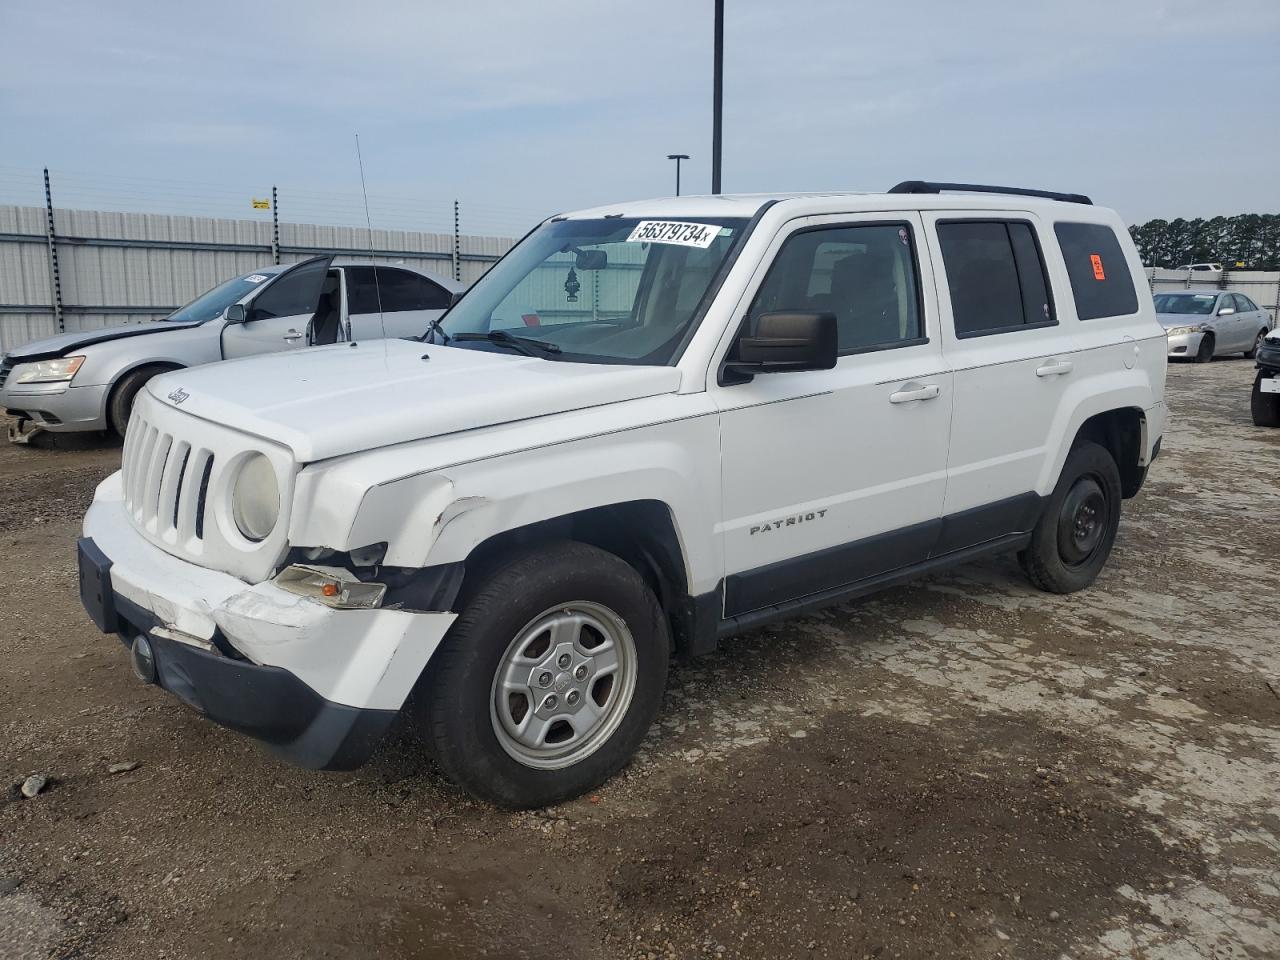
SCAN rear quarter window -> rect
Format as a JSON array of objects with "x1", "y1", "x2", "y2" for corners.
[{"x1": 1053, "y1": 222, "x2": 1139, "y2": 320}]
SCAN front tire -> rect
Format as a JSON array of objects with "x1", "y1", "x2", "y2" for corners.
[
  {"x1": 1253, "y1": 372, "x2": 1280, "y2": 427},
  {"x1": 107, "y1": 366, "x2": 167, "y2": 436},
  {"x1": 1019, "y1": 442, "x2": 1122, "y2": 594},
  {"x1": 1194, "y1": 334, "x2": 1215, "y2": 363},
  {"x1": 416, "y1": 542, "x2": 669, "y2": 808},
  {"x1": 1244, "y1": 329, "x2": 1267, "y2": 360}
]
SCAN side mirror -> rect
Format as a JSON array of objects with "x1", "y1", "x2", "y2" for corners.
[
  {"x1": 225, "y1": 303, "x2": 247, "y2": 323},
  {"x1": 575, "y1": 249, "x2": 608, "y2": 270},
  {"x1": 1218, "y1": 307, "x2": 1235, "y2": 316},
  {"x1": 723, "y1": 312, "x2": 838, "y2": 382}
]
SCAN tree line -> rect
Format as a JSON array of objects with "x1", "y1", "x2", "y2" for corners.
[{"x1": 1128, "y1": 214, "x2": 1280, "y2": 270}]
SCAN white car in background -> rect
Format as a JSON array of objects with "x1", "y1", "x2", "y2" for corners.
[
  {"x1": 1154, "y1": 290, "x2": 1272, "y2": 362},
  {"x1": 0, "y1": 258, "x2": 463, "y2": 441}
]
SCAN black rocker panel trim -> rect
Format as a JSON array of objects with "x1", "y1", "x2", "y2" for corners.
[
  {"x1": 723, "y1": 492, "x2": 1046, "y2": 621},
  {"x1": 719, "y1": 531, "x2": 1032, "y2": 639},
  {"x1": 724, "y1": 517, "x2": 941, "y2": 619},
  {"x1": 931, "y1": 492, "x2": 1044, "y2": 557}
]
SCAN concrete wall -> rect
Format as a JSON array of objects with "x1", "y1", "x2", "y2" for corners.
[{"x1": 0, "y1": 205, "x2": 515, "y2": 353}]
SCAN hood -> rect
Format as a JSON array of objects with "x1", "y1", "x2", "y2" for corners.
[
  {"x1": 4, "y1": 319, "x2": 200, "y2": 361},
  {"x1": 146, "y1": 338, "x2": 683, "y2": 462}
]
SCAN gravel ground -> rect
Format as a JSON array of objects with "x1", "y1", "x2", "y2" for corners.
[{"x1": 2, "y1": 360, "x2": 1278, "y2": 960}]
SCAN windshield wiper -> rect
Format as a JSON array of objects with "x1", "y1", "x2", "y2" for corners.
[{"x1": 451, "y1": 330, "x2": 562, "y2": 358}]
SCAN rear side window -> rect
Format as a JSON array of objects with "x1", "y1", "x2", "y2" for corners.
[
  {"x1": 1053, "y1": 222, "x2": 1139, "y2": 320},
  {"x1": 347, "y1": 267, "x2": 452, "y2": 314},
  {"x1": 936, "y1": 220, "x2": 1054, "y2": 337}
]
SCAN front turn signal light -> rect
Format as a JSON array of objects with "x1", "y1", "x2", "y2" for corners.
[{"x1": 275, "y1": 564, "x2": 387, "y2": 610}]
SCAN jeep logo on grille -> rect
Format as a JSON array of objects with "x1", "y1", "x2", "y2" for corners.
[{"x1": 167, "y1": 387, "x2": 189, "y2": 405}]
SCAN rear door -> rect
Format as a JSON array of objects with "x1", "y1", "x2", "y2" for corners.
[
  {"x1": 346, "y1": 266, "x2": 454, "y2": 341},
  {"x1": 220, "y1": 256, "x2": 334, "y2": 359},
  {"x1": 923, "y1": 212, "x2": 1073, "y2": 548}
]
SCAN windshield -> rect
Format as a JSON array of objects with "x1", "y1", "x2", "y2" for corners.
[
  {"x1": 1153, "y1": 293, "x2": 1217, "y2": 316},
  {"x1": 436, "y1": 217, "x2": 749, "y2": 364},
  {"x1": 165, "y1": 272, "x2": 274, "y2": 323}
]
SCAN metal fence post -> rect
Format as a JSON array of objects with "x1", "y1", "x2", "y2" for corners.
[
  {"x1": 452, "y1": 200, "x2": 461, "y2": 282},
  {"x1": 271, "y1": 185, "x2": 280, "y2": 265},
  {"x1": 43, "y1": 168, "x2": 64, "y2": 332}
]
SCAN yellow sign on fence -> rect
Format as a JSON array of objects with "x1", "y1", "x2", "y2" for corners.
[{"x1": 252, "y1": 198, "x2": 271, "y2": 210}]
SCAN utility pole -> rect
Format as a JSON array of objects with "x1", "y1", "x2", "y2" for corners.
[
  {"x1": 667, "y1": 154, "x2": 690, "y2": 196},
  {"x1": 271, "y1": 185, "x2": 280, "y2": 264},
  {"x1": 43, "y1": 168, "x2": 64, "y2": 332},
  {"x1": 711, "y1": 0, "x2": 724, "y2": 194},
  {"x1": 452, "y1": 200, "x2": 461, "y2": 283}
]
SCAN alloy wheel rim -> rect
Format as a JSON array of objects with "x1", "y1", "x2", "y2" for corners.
[{"x1": 490, "y1": 601, "x2": 637, "y2": 770}]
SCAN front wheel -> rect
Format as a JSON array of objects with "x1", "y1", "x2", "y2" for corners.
[
  {"x1": 1194, "y1": 334, "x2": 1215, "y2": 363},
  {"x1": 1244, "y1": 329, "x2": 1267, "y2": 360},
  {"x1": 1252, "y1": 372, "x2": 1280, "y2": 427},
  {"x1": 1019, "y1": 442, "x2": 1122, "y2": 594},
  {"x1": 416, "y1": 541, "x2": 669, "y2": 808}
]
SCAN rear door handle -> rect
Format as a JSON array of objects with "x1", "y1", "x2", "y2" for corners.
[
  {"x1": 282, "y1": 330, "x2": 304, "y2": 342},
  {"x1": 889, "y1": 383, "x2": 941, "y2": 404},
  {"x1": 1036, "y1": 360, "x2": 1073, "y2": 377}
]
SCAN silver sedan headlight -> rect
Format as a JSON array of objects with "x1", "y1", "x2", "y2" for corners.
[
  {"x1": 1166, "y1": 324, "x2": 1204, "y2": 336},
  {"x1": 12, "y1": 355, "x2": 85, "y2": 384},
  {"x1": 231, "y1": 453, "x2": 281, "y2": 542}
]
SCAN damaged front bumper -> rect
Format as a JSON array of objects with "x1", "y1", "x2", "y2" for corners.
[{"x1": 79, "y1": 472, "x2": 458, "y2": 770}]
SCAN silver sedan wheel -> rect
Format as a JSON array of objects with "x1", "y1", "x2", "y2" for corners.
[{"x1": 490, "y1": 601, "x2": 638, "y2": 770}]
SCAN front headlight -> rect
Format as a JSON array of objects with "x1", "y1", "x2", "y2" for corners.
[
  {"x1": 231, "y1": 453, "x2": 280, "y2": 542},
  {"x1": 1167, "y1": 325, "x2": 1204, "y2": 336},
  {"x1": 13, "y1": 355, "x2": 85, "y2": 384}
]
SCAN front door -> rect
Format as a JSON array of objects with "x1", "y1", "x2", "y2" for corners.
[
  {"x1": 221, "y1": 256, "x2": 334, "y2": 359},
  {"x1": 712, "y1": 213, "x2": 952, "y2": 618},
  {"x1": 922, "y1": 212, "x2": 1075, "y2": 547}
]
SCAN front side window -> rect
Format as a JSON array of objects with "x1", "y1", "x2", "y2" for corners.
[
  {"x1": 1053, "y1": 222, "x2": 1139, "y2": 320},
  {"x1": 746, "y1": 222, "x2": 923, "y2": 353},
  {"x1": 936, "y1": 220, "x2": 1054, "y2": 337},
  {"x1": 250, "y1": 260, "x2": 330, "y2": 321},
  {"x1": 438, "y1": 217, "x2": 748, "y2": 364}
]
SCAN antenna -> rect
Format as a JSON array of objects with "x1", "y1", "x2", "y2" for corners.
[{"x1": 355, "y1": 133, "x2": 386, "y2": 343}]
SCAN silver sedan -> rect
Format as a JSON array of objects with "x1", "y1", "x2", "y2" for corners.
[
  {"x1": 1156, "y1": 291, "x2": 1273, "y2": 362},
  {"x1": 0, "y1": 259, "x2": 463, "y2": 442}
]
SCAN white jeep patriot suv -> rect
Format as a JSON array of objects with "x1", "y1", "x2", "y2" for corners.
[{"x1": 78, "y1": 182, "x2": 1167, "y2": 807}]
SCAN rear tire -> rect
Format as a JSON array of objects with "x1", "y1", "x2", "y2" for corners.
[
  {"x1": 1252, "y1": 372, "x2": 1280, "y2": 427},
  {"x1": 1244, "y1": 329, "x2": 1267, "y2": 360},
  {"x1": 416, "y1": 541, "x2": 669, "y2": 808},
  {"x1": 1019, "y1": 442, "x2": 1122, "y2": 594},
  {"x1": 1194, "y1": 334, "x2": 1215, "y2": 363},
  {"x1": 107, "y1": 366, "x2": 169, "y2": 437}
]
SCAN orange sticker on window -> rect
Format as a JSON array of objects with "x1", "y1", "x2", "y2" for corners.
[{"x1": 1090, "y1": 254, "x2": 1105, "y2": 280}]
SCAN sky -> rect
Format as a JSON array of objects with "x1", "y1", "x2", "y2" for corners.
[{"x1": 1, "y1": 0, "x2": 1278, "y2": 237}]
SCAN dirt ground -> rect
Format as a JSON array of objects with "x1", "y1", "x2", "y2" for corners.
[{"x1": 2, "y1": 360, "x2": 1278, "y2": 960}]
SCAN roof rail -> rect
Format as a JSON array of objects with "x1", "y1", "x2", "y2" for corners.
[{"x1": 887, "y1": 180, "x2": 1092, "y2": 205}]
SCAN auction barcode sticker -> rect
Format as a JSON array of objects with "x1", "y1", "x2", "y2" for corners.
[{"x1": 626, "y1": 220, "x2": 718, "y2": 248}]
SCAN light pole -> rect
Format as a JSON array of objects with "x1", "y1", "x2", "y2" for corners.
[
  {"x1": 711, "y1": 0, "x2": 723, "y2": 194},
  {"x1": 667, "y1": 154, "x2": 690, "y2": 196}
]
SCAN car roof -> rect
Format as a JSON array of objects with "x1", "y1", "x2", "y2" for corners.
[
  {"x1": 558, "y1": 190, "x2": 1116, "y2": 220},
  {"x1": 251, "y1": 259, "x2": 463, "y2": 290},
  {"x1": 1156, "y1": 290, "x2": 1221, "y2": 296}
]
